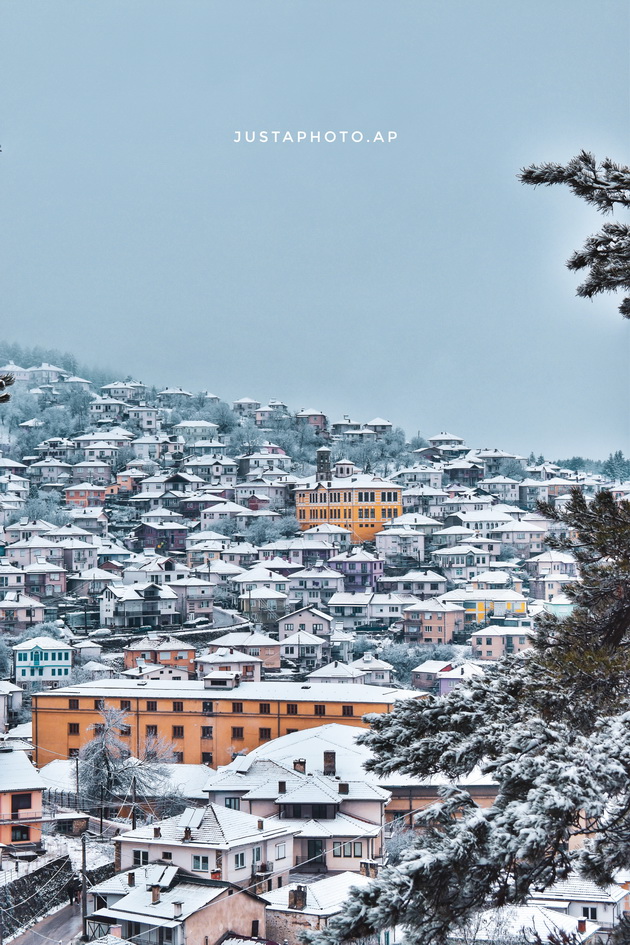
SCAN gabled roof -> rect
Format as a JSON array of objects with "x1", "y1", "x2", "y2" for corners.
[
  {"x1": 196, "y1": 647, "x2": 263, "y2": 664},
  {"x1": 13, "y1": 636, "x2": 73, "y2": 651},
  {"x1": 119, "y1": 804, "x2": 296, "y2": 848},
  {"x1": 0, "y1": 749, "x2": 46, "y2": 793},
  {"x1": 261, "y1": 871, "x2": 372, "y2": 915},
  {"x1": 412, "y1": 660, "x2": 453, "y2": 673},
  {"x1": 264, "y1": 811, "x2": 381, "y2": 839},
  {"x1": 306, "y1": 662, "x2": 367, "y2": 679}
]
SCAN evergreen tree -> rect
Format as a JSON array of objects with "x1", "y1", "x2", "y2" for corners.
[
  {"x1": 0, "y1": 373, "x2": 15, "y2": 403},
  {"x1": 307, "y1": 489, "x2": 630, "y2": 945},
  {"x1": 602, "y1": 450, "x2": 630, "y2": 481},
  {"x1": 520, "y1": 152, "x2": 630, "y2": 318}
]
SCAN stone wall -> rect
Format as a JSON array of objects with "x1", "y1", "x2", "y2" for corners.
[{"x1": 0, "y1": 856, "x2": 115, "y2": 940}]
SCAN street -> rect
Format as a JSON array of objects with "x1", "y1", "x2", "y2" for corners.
[{"x1": 8, "y1": 903, "x2": 83, "y2": 945}]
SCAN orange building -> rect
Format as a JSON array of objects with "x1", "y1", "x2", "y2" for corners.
[
  {"x1": 295, "y1": 454, "x2": 403, "y2": 543},
  {"x1": 32, "y1": 679, "x2": 420, "y2": 768},
  {"x1": 123, "y1": 634, "x2": 197, "y2": 676},
  {"x1": 0, "y1": 749, "x2": 46, "y2": 852},
  {"x1": 64, "y1": 482, "x2": 107, "y2": 508}
]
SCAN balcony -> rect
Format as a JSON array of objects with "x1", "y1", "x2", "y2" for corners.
[
  {"x1": 1, "y1": 809, "x2": 43, "y2": 824},
  {"x1": 293, "y1": 855, "x2": 327, "y2": 873}
]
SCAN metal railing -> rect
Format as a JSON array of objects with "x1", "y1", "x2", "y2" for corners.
[{"x1": 0, "y1": 809, "x2": 44, "y2": 823}]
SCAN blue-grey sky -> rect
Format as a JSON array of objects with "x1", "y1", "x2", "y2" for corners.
[{"x1": 2, "y1": 0, "x2": 629, "y2": 458}]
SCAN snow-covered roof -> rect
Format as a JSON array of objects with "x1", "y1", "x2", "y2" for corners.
[
  {"x1": 0, "y1": 749, "x2": 46, "y2": 793},
  {"x1": 120, "y1": 803, "x2": 296, "y2": 848},
  {"x1": 261, "y1": 870, "x2": 372, "y2": 914},
  {"x1": 412, "y1": 660, "x2": 453, "y2": 673},
  {"x1": 13, "y1": 636, "x2": 74, "y2": 651}
]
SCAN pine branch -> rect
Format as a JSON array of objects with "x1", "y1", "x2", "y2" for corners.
[{"x1": 520, "y1": 152, "x2": 630, "y2": 318}]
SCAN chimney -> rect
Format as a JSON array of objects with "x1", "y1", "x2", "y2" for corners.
[
  {"x1": 127, "y1": 871, "x2": 135, "y2": 887},
  {"x1": 151, "y1": 885, "x2": 161, "y2": 904},
  {"x1": 184, "y1": 826, "x2": 192, "y2": 841},
  {"x1": 278, "y1": 781, "x2": 286, "y2": 793},
  {"x1": 338, "y1": 783, "x2": 349, "y2": 795},
  {"x1": 577, "y1": 918, "x2": 586, "y2": 933},
  {"x1": 258, "y1": 819, "x2": 264, "y2": 830},
  {"x1": 173, "y1": 902, "x2": 183, "y2": 918},
  {"x1": 323, "y1": 751, "x2": 336, "y2": 776},
  {"x1": 153, "y1": 826, "x2": 161, "y2": 838},
  {"x1": 293, "y1": 759, "x2": 306, "y2": 774},
  {"x1": 288, "y1": 885, "x2": 307, "y2": 911}
]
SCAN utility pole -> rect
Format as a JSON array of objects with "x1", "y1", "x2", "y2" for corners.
[
  {"x1": 99, "y1": 786, "x2": 104, "y2": 835},
  {"x1": 81, "y1": 832, "x2": 87, "y2": 939},
  {"x1": 75, "y1": 755, "x2": 80, "y2": 808},
  {"x1": 131, "y1": 775, "x2": 137, "y2": 830}
]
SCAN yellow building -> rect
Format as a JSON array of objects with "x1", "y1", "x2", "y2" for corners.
[
  {"x1": 294, "y1": 452, "x2": 402, "y2": 543},
  {"x1": 32, "y1": 679, "x2": 420, "y2": 768},
  {"x1": 438, "y1": 589, "x2": 528, "y2": 624}
]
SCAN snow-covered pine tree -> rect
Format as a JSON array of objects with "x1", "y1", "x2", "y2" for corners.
[
  {"x1": 304, "y1": 488, "x2": 630, "y2": 945},
  {"x1": 0, "y1": 373, "x2": 15, "y2": 403},
  {"x1": 520, "y1": 151, "x2": 630, "y2": 318}
]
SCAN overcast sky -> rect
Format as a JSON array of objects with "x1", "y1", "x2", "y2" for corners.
[{"x1": 2, "y1": 0, "x2": 629, "y2": 458}]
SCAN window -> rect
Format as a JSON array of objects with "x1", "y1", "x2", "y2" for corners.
[
  {"x1": 314, "y1": 705, "x2": 326, "y2": 717},
  {"x1": 343, "y1": 842, "x2": 352, "y2": 856},
  {"x1": 333, "y1": 842, "x2": 342, "y2": 857},
  {"x1": 173, "y1": 701, "x2": 183, "y2": 712},
  {"x1": 342, "y1": 705, "x2": 354, "y2": 717},
  {"x1": 253, "y1": 846, "x2": 262, "y2": 863},
  {"x1": 172, "y1": 726, "x2": 184, "y2": 738},
  {"x1": 146, "y1": 725, "x2": 158, "y2": 737},
  {"x1": 173, "y1": 752, "x2": 184, "y2": 763},
  {"x1": 68, "y1": 723, "x2": 79, "y2": 735},
  {"x1": 201, "y1": 726, "x2": 213, "y2": 738},
  {"x1": 354, "y1": 841, "x2": 363, "y2": 857},
  {"x1": 133, "y1": 850, "x2": 149, "y2": 866},
  {"x1": 119, "y1": 725, "x2": 131, "y2": 737},
  {"x1": 259, "y1": 728, "x2": 271, "y2": 740},
  {"x1": 234, "y1": 852, "x2": 245, "y2": 870},
  {"x1": 286, "y1": 703, "x2": 298, "y2": 715},
  {"x1": 94, "y1": 699, "x2": 104, "y2": 710},
  {"x1": 232, "y1": 702, "x2": 243, "y2": 713},
  {"x1": 582, "y1": 907, "x2": 597, "y2": 920},
  {"x1": 11, "y1": 826, "x2": 30, "y2": 842},
  {"x1": 147, "y1": 701, "x2": 157, "y2": 712},
  {"x1": 192, "y1": 855, "x2": 209, "y2": 871},
  {"x1": 12, "y1": 793, "x2": 32, "y2": 812},
  {"x1": 231, "y1": 727, "x2": 244, "y2": 740},
  {"x1": 259, "y1": 703, "x2": 270, "y2": 714},
  {"x1": 225, "y1": 797, "x2": 240, "y2": 810},
  {"x1": 201, "y1": 752, "x2": 213, "y2": 764},
  {"x1": 202, "y1": 701, "x2": 213, "y2": 714},
  {"x1": 275, "y1": 842, "x2": 286, "y2": 860},
  {"x1": 162, "y1": 852, "x2": 172, "y2": 860},
  {"x1": 120, "y1": 700, "x2": 131, "y2": 711}
]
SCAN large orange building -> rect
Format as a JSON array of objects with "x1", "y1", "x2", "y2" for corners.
[
  {"x1": 32, "y1": 679, "x2": 421, "y2": 768},
  {"x1": 294, "y1": 453, "x2": 403, "y2": 543}
]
